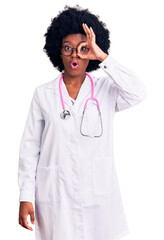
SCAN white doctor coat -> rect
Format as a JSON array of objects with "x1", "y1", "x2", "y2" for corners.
[{"x1": 18, "y1": 55, "x2": 146, "y2": 240}]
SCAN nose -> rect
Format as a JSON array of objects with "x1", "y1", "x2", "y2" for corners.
[{"x1": 71, "y1": 48, "x2": 78, "y2": 57}]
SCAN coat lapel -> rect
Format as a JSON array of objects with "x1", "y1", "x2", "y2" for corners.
[{"x1": 46, "y1": 73, "x2": 97, "y2": 115}]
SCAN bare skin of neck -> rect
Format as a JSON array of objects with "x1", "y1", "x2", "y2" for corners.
[
  {"x1": 63, "y1": 71, "x2": 86, "y2": 87},
  {"x1": 63, "y1": 72, "x2": 86, "y2": 100}
]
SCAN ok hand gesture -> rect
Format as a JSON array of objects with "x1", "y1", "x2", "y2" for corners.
[{"x1": 77, "y1": 23, "x2": 108, "y2": 62}]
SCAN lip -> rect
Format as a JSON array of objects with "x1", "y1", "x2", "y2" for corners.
[{"x1": 70, "y1": 60, "x2": 79, "y2": 70}]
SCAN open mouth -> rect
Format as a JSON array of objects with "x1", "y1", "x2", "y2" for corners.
[{"x1": 71, "y1": 60, "x2": 79, "y2": 69}]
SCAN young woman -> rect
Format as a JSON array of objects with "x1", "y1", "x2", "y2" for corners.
[{"x1": 18, "y1": 5, "x2": 146, "y2": 240}]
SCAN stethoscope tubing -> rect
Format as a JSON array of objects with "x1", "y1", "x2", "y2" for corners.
[
  {"x1": 59, "y1": 72, "x2": 100, "y2": 111},
  {"x1": 59, "y1": 72, "x2": 103, "y2": 137}
]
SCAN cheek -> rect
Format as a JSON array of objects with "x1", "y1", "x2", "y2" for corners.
[
  {"x1": 61, "y1": 57, "x2": 69, "y2": 67},
  {"x1": 82, "y1": 60, "x2": 89, "y2": 69}
]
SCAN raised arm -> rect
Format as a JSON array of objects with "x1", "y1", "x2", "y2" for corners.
[
  {"x1": 99, "y1": 55, "x2": 146, "y2": 111},
  {"x1": 78, "y1": 23, "x2": 146, "y2": 111}
]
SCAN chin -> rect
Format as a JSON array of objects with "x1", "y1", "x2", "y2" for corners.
[{"x1": 65, "y1": 68, "x2": 86, "y2": 76}]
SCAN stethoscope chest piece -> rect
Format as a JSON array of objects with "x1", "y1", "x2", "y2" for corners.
[{"x1": 60, "y1": 110, "x2": 71, "y2": 119}]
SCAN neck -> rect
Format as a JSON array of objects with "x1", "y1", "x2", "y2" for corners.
[{"x1": 63, "y1": 71, "x2": 86, "y2": 87}]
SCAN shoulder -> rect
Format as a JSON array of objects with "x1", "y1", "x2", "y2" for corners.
[
  {"x1": 31, "y1": 74, "x2": 61, "y2": 102},
  {"x1": 88, "y1": 72, "x2": 113, "y2": 89},
  {"x1": 88, "y1": 72, "x2": 118, "y2": 98},
  {"x1": 34, "y1": 74, "x2": 61, "y2": 92},
  {"x1": 35, "y1": 79, "x2": 58, "y2": 91}
]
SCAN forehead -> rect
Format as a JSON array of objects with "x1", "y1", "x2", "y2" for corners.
[{"x1": 62, "y1": 33, "x2": 87, "y2": 44}]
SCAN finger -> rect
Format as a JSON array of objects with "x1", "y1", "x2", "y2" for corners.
[
  {"x1": 82, "y1": 23, "x2": 87, "y2": 34},
  {"x1": 30, "y1": 211, "x2": 35, "y2": 224},
  {"x1": 77, "y1": 42, "x2": 89, "y2": 59},
  {"x1": 84, "y1": 24, "x2": 92, "y2": 39},
  {"x1": 77, "y1": 42, "x2": 88, "y2": 54},
  {"x1": 78, "y1": 41, "x2": 87, "y2": 49},
  {"x1": 90, "y1": 27, "x2": 96, "y2": 41},
  {"x1": 77, "y1": 53, "x2": 89, "y2": 60},
  {"x1": 90, "y1": 26, "x2": 95, "y2": 35},
  {"x1": 77, "y1": 50, "x2": 89, "y2": 60},
  {"x1": 19, "y1": 217, "x2": 23, "y2": 226},
  {"x1": 83, "y1": 23, "x2": 91, "y2": 39},
  {"x1": 82, "y1": 23, "x2": 89, "y2": 39},
  {"x1": 22, "y1": 216, "x2": 33, "y2": 231}
]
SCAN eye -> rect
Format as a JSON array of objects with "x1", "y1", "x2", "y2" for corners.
[
  {"x1": 80, "y1": 46, "x2": 87, "y2": 52},
  {"x1": 79, "y1": 46, "x2": 89, "y2": 54},
  {"x1": 64, "y1": 46, "x2": 72, "y2": 51}
]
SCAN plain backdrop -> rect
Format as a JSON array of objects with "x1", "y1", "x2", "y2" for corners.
[{"x1": 0, "y1": 0, "x2": 164, "y2": 239}]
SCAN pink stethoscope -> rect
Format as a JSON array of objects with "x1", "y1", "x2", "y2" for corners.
[{"x1": 59, "y1": 72, "x2": 103, "y2": 137}]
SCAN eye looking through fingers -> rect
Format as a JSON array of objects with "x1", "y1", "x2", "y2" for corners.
[{"x1": 77, "y1": 42, "x2": 89, "y2": 56}]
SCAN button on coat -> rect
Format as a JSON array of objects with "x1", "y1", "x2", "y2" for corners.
[{"x1": 18, "y1": 55, "x2": 146, "y2": 240}]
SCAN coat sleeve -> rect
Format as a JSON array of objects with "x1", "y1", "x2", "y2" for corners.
[
  {"x1": 18, "y1": 87, "x2": 45, "y2": 203},
  {"x1": 99, "y1": 55, "x2": 146, "y2": 111}
]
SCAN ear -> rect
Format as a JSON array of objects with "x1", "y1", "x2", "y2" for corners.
[{"x1": 60, "y1": 53, "x2": 63, "y2": 60}]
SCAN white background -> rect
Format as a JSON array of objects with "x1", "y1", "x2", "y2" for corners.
[{"x1": 0, "y1": 0, "x2": 163, "y2": 239}]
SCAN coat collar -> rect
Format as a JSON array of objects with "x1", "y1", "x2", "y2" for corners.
[
  {"x1": 46, "y1": 72, "x2": 96, "y2": 91},
  {"x1": 46, "y1": 72, "x2": 98, "y2": 115}
]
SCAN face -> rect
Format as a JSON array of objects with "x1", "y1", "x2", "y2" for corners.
[{"x1": 60, "y1": 33, "x2": 89, "y2": 78}]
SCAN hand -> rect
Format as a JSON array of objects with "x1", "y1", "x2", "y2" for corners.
[
  {"x1": 77, "y1": 23, "x2": 108, "y2": 62},
  {"x1": 19, "y1": 202, "x2": 35, "y2": 231}
]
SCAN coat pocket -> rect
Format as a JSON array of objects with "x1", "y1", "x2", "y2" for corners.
[
  {"x1": 92, "y1": 157, "x2": 114, "y2": 195},
  {"x1": 35, "y1": 165, "x2": 60, "y2": 203}
]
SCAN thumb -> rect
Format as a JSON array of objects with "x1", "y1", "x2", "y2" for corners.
[{"x1": 30, "y1": 211, "x2": 35, "y2": 224}]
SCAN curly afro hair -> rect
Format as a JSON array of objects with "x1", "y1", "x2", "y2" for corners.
[{"x1": 43, "y1": 5, "x2": 111, "y2": 72}]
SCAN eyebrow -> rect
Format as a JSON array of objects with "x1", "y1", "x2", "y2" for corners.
[{"x1": 63, "y1": 40, "x2": 86, "y2": 44}]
